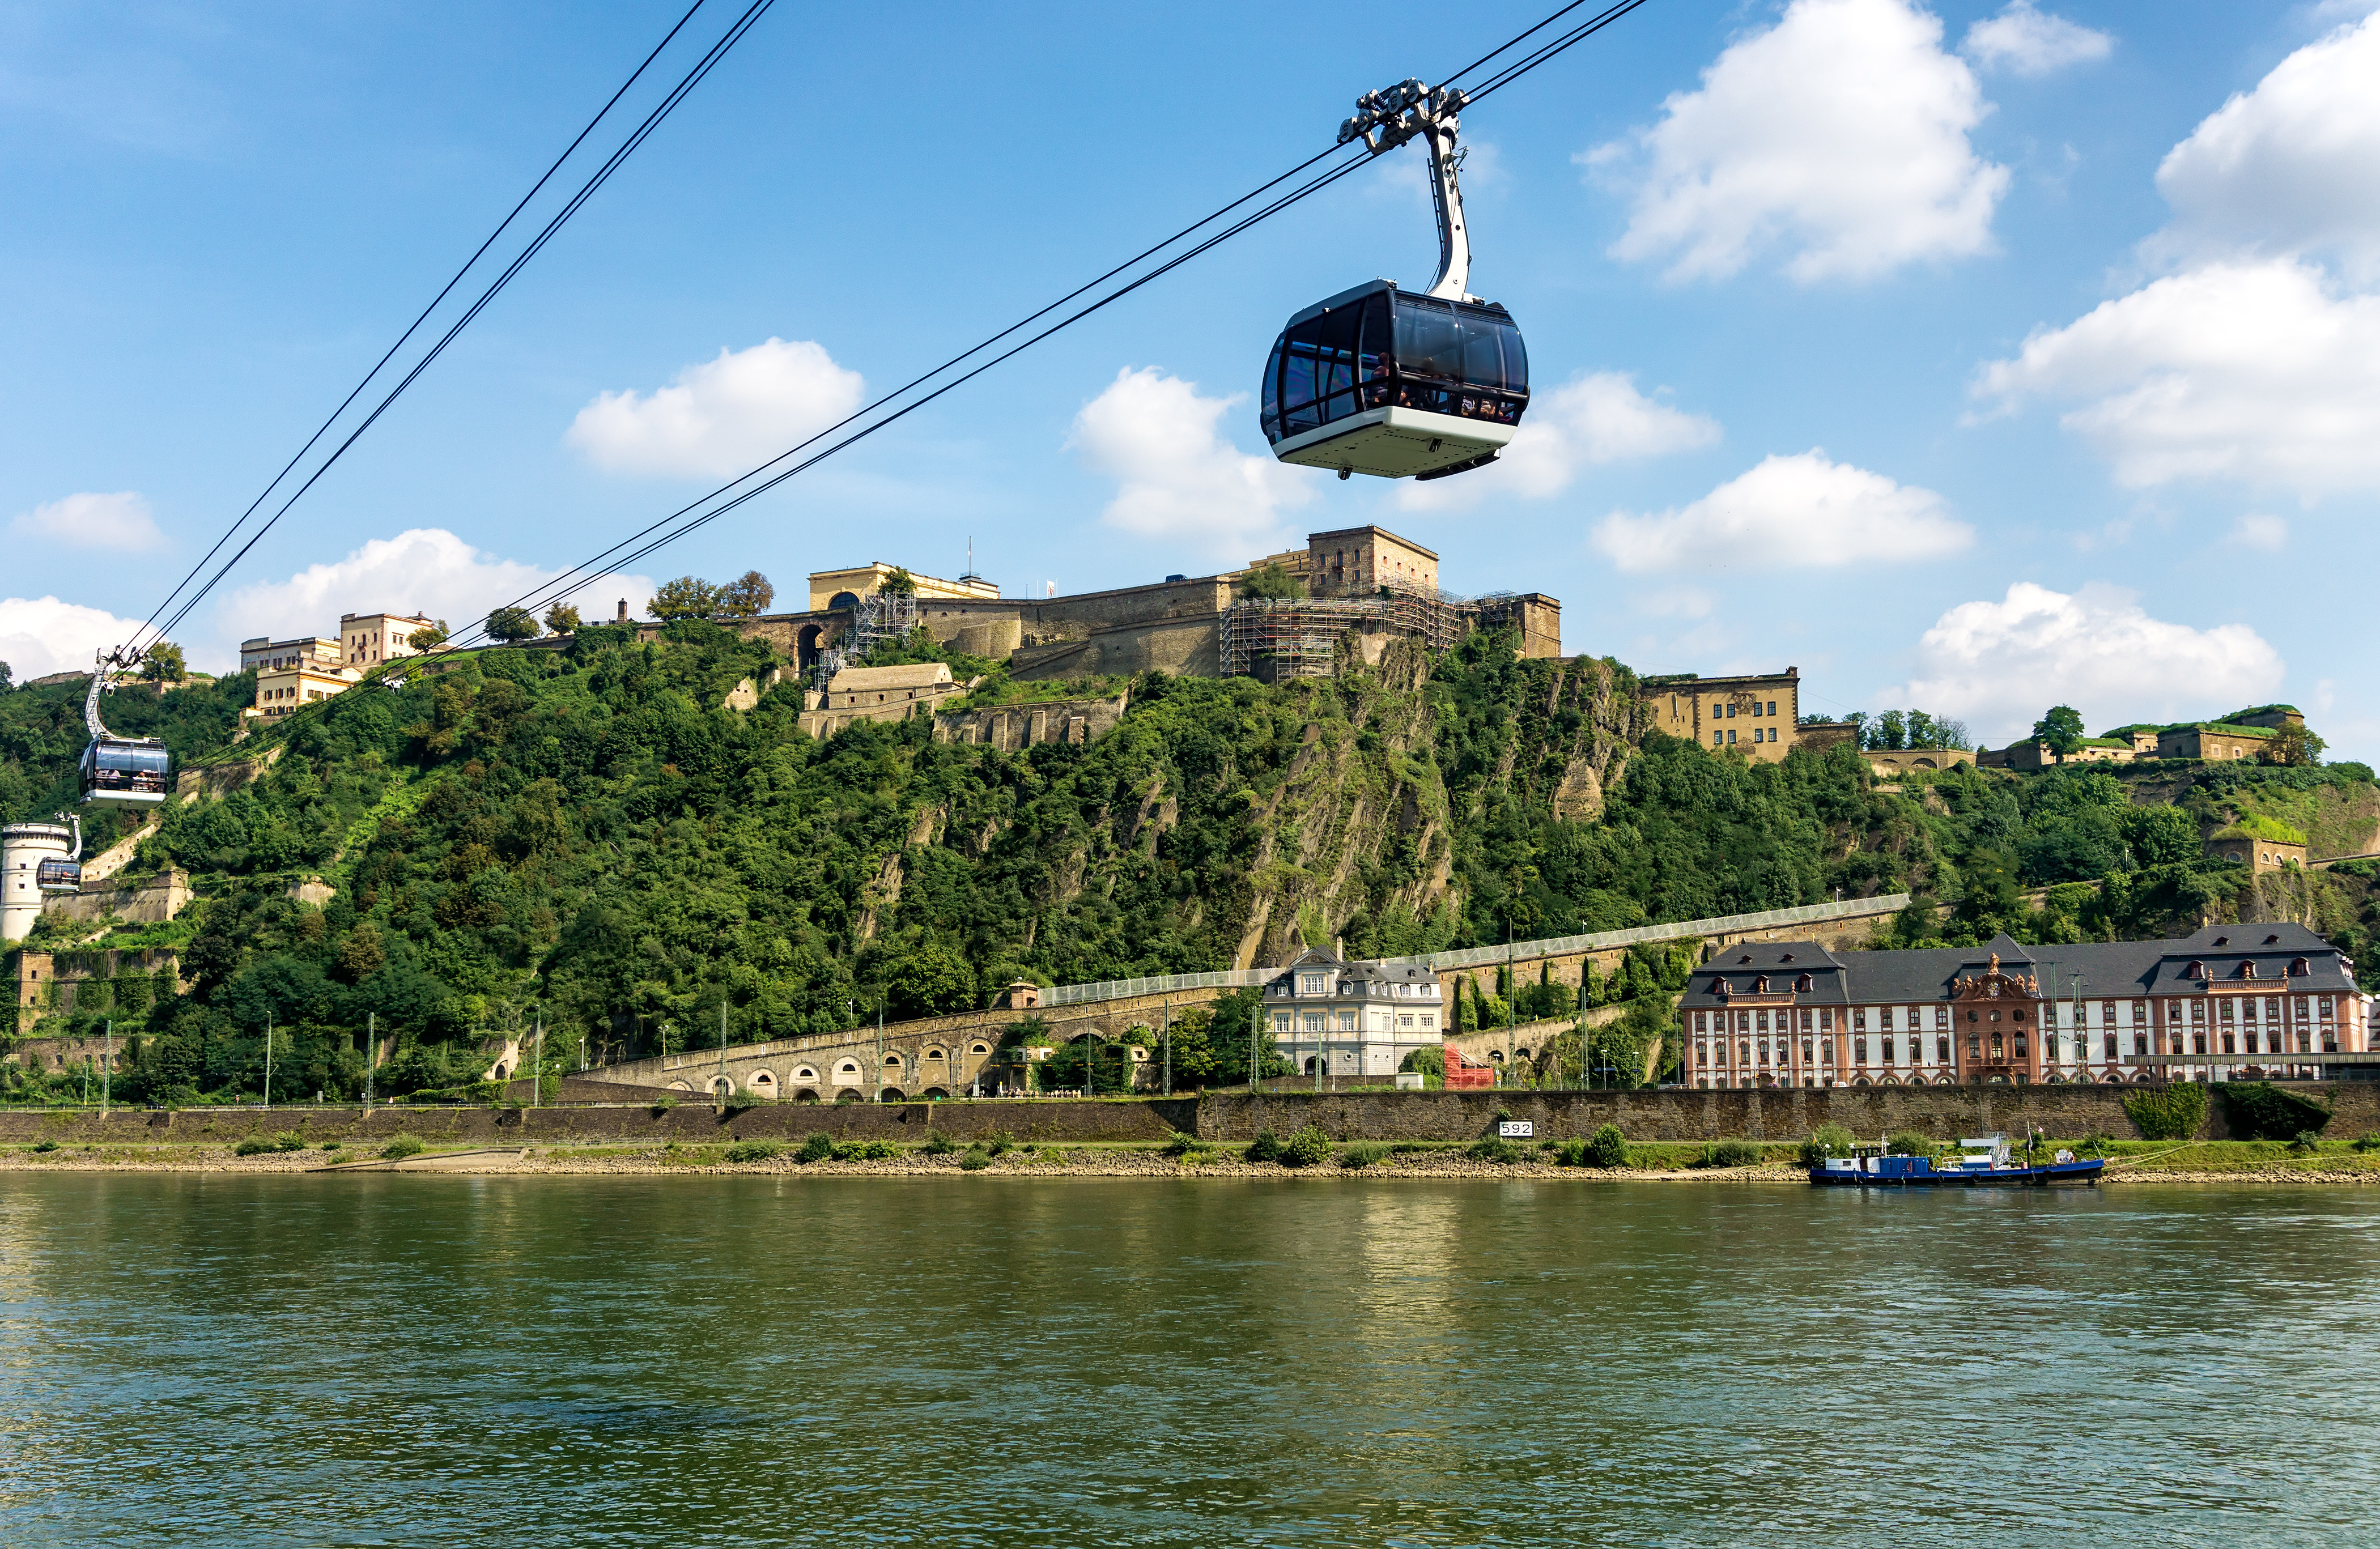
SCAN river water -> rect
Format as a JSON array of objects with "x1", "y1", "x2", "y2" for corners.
[{"x1": 2, "y1": 1175, "x2": 2375, "y2": 1547}]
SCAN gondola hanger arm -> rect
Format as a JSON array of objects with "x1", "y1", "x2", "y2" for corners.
[{"x1": 1338, "y1": 78, "x2": 1473, "y2": 300}]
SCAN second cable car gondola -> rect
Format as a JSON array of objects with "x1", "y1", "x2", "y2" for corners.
[
  {"x1": 78, "y1": 650, "x2": 171, "y2": 811},
  {"x1": 1261, "y1": 79, "x2": 1530, "y2": 482}
]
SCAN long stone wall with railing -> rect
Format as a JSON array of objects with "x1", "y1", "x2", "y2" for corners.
[{"x1": 1042, "y1": 895, "x2": 1912, "y2": 1007}]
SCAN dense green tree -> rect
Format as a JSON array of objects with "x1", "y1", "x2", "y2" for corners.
[
  {"x1": 649, "y1": 576, "x2": 719, "y2": 620},
  {"x1": 486, "y1": 607, "x2": 539, "y2": 642},
  {"x1": 2032, "y1": 705, "x2": 2086, "y2": 756}
]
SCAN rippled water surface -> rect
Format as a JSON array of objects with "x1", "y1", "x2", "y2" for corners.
[{"x1": 2, "y1": 1174, "x2": 2376, "y2": 1546}]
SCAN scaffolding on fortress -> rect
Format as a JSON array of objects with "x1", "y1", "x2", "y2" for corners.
[
  {"x1": 810, "y1": 591, "x2": 919, "y2": 690},
  {"x1": 1218, "y1": 583, "x2": 1469, "y2": 680}
]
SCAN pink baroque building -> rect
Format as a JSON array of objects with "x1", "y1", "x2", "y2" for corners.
[{"x1": 1679, "y1": 924, "x2": 2371, "y2": 1088}]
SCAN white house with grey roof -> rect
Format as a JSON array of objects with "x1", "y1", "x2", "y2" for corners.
[
  {"x1": 1679, "y1": 924, "x2": 2370, "y2": 1088},
  {"x1": 1263, "y1": 946, "x2": 1446, "y2": 1079}
]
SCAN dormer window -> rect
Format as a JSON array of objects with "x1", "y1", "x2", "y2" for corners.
[
  {"x1": 2264, "y1": 934, "x2": 2280, "y2": 944},
  {"x1": 2186, "y1": 961, "x2": 2205, "y2": 979},
  {"x1": 1796, "y1": 974, "x2": 1813, "y2": 992},
  {"x1": 2289, "y1": 958, "x2": 2310, "y2": 977},
  {"x1": 2239, "y1": 962, "x2": 2257, "y2": 979},
  {"x1": 1755, "y1": 976, "x2": 1770, "y2": 994},
  {"x1": 1780, "y1": 953, "x2": 1795, "y2": 963},
  {"x1": 2212, "y1": 936, "x2": 2229, "y2": 947},
  {"x1": 1298, "y1": 974, "x2": 1326, "y2": 995},
  {"x1": 1737, "y1": 954, "x2": 1752, "y2": 964}
]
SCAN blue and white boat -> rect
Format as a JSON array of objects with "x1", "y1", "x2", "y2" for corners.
[{"x1": 1809, "y1": 1133, "x2": 2105, "y2": 1187}]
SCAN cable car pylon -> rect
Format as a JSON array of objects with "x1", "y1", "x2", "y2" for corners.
[{"x1": 1261, "y1": 78, "x2": 1530, "y2": 482}]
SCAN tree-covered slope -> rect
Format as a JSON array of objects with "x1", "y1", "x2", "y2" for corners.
[{"x1": 5, "y1": 621, "x2": 2376, "y2": 1103}]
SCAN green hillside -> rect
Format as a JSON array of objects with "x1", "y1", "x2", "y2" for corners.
[{"x1": 5, "y1": 622, "x2": 2377, "y2": 1102}]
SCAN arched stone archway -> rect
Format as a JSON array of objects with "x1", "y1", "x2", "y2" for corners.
[
  {"x1": 747, "y1": 1071, "x2": 777, "y2": 1098},
  {"x1": 667, "y1": 1080, "x2": 694, "y2": 1092},
  {"x1": 920, "y1": 1087, "x2": 949, "y2": 1100},
  {"x1": 835, "y1": 1088, "x2": 865, "y2": 1103},
  {"x1": 794, "y1": 1088, "x2": 821, "y2": 1103},
  {"x1": 877, "y1": 1087, "x2": 906, "y2": 1103}
]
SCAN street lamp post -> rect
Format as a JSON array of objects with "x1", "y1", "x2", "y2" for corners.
[
  {"x1": 364, "y1": 1012, "x2": 376, "y2": 1106},
  {"x1": 262, "y1": 1010, "x2": 273, "y2": 1111}
]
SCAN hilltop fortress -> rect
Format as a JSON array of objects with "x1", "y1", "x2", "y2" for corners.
[{"x1": 615, "y1": 525, "x2": 1562, "y2": 687}]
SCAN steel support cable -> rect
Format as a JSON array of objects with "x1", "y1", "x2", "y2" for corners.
[
  {"x1": 130, "y1": 0, "x2": 775, "y2": 656},
  {"x1": 119, "y1": 0, "x2": 718, "y2": 666},
  {"x1": 448, "y1": 143, "x2": 1386, "y2": 645},
  {"x1": 448, "y1": 0, "x2": 1665, "y2": 646},
  {"x1": 454, "y1": 142, "x2": 1369, "y2": 638},
  {"x1": 1462, "y1": 0, "x2": 1657, "y2": 101}
]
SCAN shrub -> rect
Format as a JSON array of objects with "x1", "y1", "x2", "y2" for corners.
[
  {"x1": 1337, "y1": 1141, "x2": 1390, "y2": 1169},
  {"x1": 29, "y1": 1139, "x2": 59, "y2": 1154},
  {"x1": 380, "y1": 1134, "x2": 424, "y2": 1160},
  {"x1": 1886, "y1": 1131, "x2": 1932, "y2": 1157},
  {"x1": 2290, "y1": 1129, "x2": 2322, "y2": 1155},
  {"x1": 985, "y1": 1130, "x2": 1014, "y2": 1157},
  {"x1": 1281, "y1": 1125, "x2": 1332, "y2": 1168},
  {"x1": 921, "y1": 1131, "x2": 958, "y2": 1155},
  {"x1": 838, "y1": 1139, "x2": 899, "y2": 1161},
  {"x1": 1586, "y1": 1123, "x2": 1629, "y2": 1169},
  {"x1": 2077, "y1": 1133, "x2": 2114, "y2": 1158},
  {"x1": 233, "y1": 1135, "x2": 275, "y2": 1156},
  {"x1": 1246, "y1": 1130, "x2": 1283, "y2": 1163},
  {"x1": 724, "y1": 1140, "x2": 783, "y2": 1164},
  {"x1": 1554, "y1": 1137, "x2": 1588, "y2": 1167},
  {"x1": 2124, "y1": 1082, "x2": 2209, "y2": 1141},
  {"x1": 2355, "y1": 1133, "x2": 2380, "y2": 1154},
  {"x1": 1799, "y1": 1123, "x2": 1856, "y2": 1167},
  {"x1": 2217, "y1": 1082, "x2": 2332, "y2": 1142},
  {"x1": 1702, "y1": 1139, "x2": 1761, "y2": 1169},
  {"x1": 795, "y1": 1131, "x2": 838, "y2": 1163},
  {"x1": 1161, "y1": 1132, "x2": 1196, "y2": 1158},
  {"x1": 650, "y1": 1093, "x2": 678, "y2": 1115},
  {"x1": 958, "y1": 1146, "x2": 992, "y2": 1171},
  {"x1": 318, "y1": 1139, "x2": 343, "y2": 1150},
  {"x1": 1467, "y1": 1136, "x2": 1522, "y2": 1164}
]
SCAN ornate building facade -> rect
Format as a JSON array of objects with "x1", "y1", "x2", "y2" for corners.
[{"x1": 1678, "y1": 924, "x2": 2370, "y2": 1088}]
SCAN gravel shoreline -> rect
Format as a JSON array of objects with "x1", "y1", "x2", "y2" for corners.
[{"x1": 2, "y1": 1147, "x2": 2374, "y2": 1184}]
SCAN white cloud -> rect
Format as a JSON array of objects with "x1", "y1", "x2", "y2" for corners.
[
  {"x1": 1880, "y1": 581, "x2": 2284, "y2": 744},
  {"x1": 2152, "y1": 11, "x2": 2380, "y2": 278},
  {"x1": 1070, "y1": 367, "x2": 1310, "y2": 560},
  {"x1": 1634, "y1": 586, "x2": 1716, "y2": 620},
  {"x1": 2233, "y1": 512, "x2": 2289, "y2": 550},
  {"x1": 1397, "y1": 372, "x2": 1719, "y2": 511},
  {"x1": 1960, "y1": 2, "x2": 2113, "y2": 77},
  {"x1": 1972, "y1": 259, "x2": 2380, "y2": 495},
  {"x1": 1588, "y1": 0, "x2": 2008, "y2": 283},
  {"x1": 1589, "y1": 450, "x2": 1972, "y2": 573},
  {"x1": 0, "y1": 595, "x2": 145, "y2": 683},
  {"x1": 214, "y1": 529, "x2": 653, "y2": 662},
  {"x1": 9, "y1": 490, "x2": 166, "y2": 551},
  {"x1": 566, "y1": 338, "x2": 865, "y2": 478}
]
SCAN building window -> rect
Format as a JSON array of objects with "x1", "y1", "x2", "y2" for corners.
[
  {"x1": 1767, "y1": 701, "x2": 1776, "y2": 715},
  {"x1": 1728, "y1": 729, "x2": 1736, "y2": 744},
  {"x1": 1697, "y1": 1044, "x2": 1709, "y2": 1067},
  {"x1": 1272, "y1": 1012, "x2": 1291, "y2": 1033},
  {"x1": 1420, "y1": 1015, "x2": 1434, "y2": 1029},
  {"x1": 1337, "y1": 1012, "x2": 1357, "y2": 1031},
  {"x1": 2105, "y1": 1034, "x2": 2119, "y2": 1059},
  {"x1": 1713, "y1": 731, "x2": 1723, "y2": 746},
  {"x1": 1302, "y1": 1013, "x2": 1325, "y2": 1033},
  {"x1": 1937, "y1": 1036, "x2": 1951, "y2": 1063},
  {"x1": 1854, "y1": 1037, "x2": 1867, "y2": 1065},
  {"x1": 1299, "y1": 974, "x2": 1325, "y2": 995}
]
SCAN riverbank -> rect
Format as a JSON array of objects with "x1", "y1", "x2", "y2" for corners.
[{"x1": 5, "y1": 1138, "x2": 2377, "y2": 1184}]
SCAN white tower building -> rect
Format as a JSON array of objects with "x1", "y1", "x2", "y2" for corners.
[{"x1": 1, "y1": 820, "x2": 79, "y2": 943}]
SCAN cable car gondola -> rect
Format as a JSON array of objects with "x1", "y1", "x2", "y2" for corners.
[
  {"x1": 1261, "y1": 80, "x2": 1529, "y2": 482},
  {"x1": 79, "y1": 650, "x2": 171, "y2": 810},
  {"x1": 37, "y1": 815, "x2": 83, "y2": 896}
]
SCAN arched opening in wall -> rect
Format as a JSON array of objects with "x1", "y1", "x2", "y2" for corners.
[
  {"x1": 969, "y1": 1042, "x2": 990, "y2": 1057},
  {"x1": 1515, "y1": 1048, "x2": 1532, "y2": 1061},
  {"x1": 797, "y1": 624, "x2": 826, "y2": 673},
  {"x1": 667, "y1": 1080, "x2": 695, "y2": 1092},
  {"x1": 920, "y1": 1087, "x2": 949, "y2": 1100},
  {"x1": 1302, "y1": 1057, "x2": 1318, "y2": 1074},
  {"x1": 828, "y1": 591, "x2": 861, "y2": 611},
  {"x1": 1877, "y1": 1075, "x2": 1897, "y2": 1087},
  {"x1": 834, "y1": 1060, "x2": 860, "y2": 1084},
  {"x1": 747, "y1": 1071, "x2": 777, "y2": 1098},
  {"x1": 924, "y1": 1048, "x2": 946, "y2": 1065},
  {"x1": 835, "y1": 1088, "x2": 866, "y2": 1103},
  {"x1": 877, "y1": 1087, "x2": 906, "y2": 1103},
  {"x1": 882, "y1": 1052, "x2": 903, "y2": 1070},
  {"x1": 794, "y1": 1066, "x2": 818, "y2": 1084},
  {"x1": 794, "y1": 1088, "x2": 821, "y2": 1103},
  {"x1": 710, "y1": 1077, "x2": 734, "y2": 1100}
]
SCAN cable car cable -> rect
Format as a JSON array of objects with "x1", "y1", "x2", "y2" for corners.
[
  {"x1": 121, "y1": 0, "x2": 775, "y2": 659},
  {"x1": 118, "y1": 0, "x2": 718, "y2": 667},
  {"x1": 446, "y1": 141, "x2": 1378, "y2": 641},
  {"x1": 448, "y1": 0, "x2": 1660, "y2": 646}
]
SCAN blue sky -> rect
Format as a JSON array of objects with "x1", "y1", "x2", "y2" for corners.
[{"x1": 5, "y1": 0, "x2": 2377, "y2": 757}]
